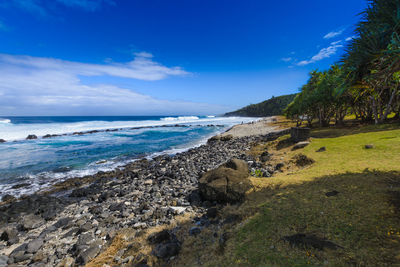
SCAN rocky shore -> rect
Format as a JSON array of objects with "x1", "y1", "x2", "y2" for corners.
[{"x1": 0, "y1": 119, "x2": 288, "y2": 266}]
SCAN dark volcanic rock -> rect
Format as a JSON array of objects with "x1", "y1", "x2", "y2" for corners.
[
  {"x1": 75, "y1": 243, "x2": 102, "y2": 265},
  {"x1": 260, "y1": 151, "x2": 271, "y2": 162},
  {"x1": 0, "y1": 228, "x2": 19, "y2": 245},
  {"x1": 152, "y1": 242, "x2": 180, "y2": 259},
  {"x1": 26, "y1": 238, "x2": 44, "y2": 253},
  {"x1": 325, "y1": 190, "x2": 339, "y2": 197},
  {"x1": 316, "y1": 146, "x2": 326, "y2": 152},
  {"x1": 0, "y1": 139, "x2": 6, "y2": 143},
  {"x1": 292, "y1": 154, "x2": 315, "y2": 167},
  {"x1": 26, "y1": 135, "x2": 38, "y2": 140},
  {"x1": 11, "y1": 183, "x2": 30, "y2": 189},
  {"x1": 199, "y1": 158, "x2": 252, "y2": 203},
  {"x1": 147, "y1": 230, "x2": 171, "y2": 245},
  {"x1": 206, "y1": 207, "x2": 218, "y2": 218},
  {"x1": 1, "y1": 194, "x2": 16, "y2": 202},
  {"x1": 53, "y1": 217, "x2": 74, "y2": 229}
]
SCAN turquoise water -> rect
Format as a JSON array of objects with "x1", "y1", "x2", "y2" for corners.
[{"x1": 0, "y1": 116, "x2": 256, "y2": 197}]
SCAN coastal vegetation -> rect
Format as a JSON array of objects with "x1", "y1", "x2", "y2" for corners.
[
  {"x1": 224, "y1": 94, "x2": 297, "y2": 117},
  {"x1": 285, "y1": 0, "x2": 400, "y2": 126}
]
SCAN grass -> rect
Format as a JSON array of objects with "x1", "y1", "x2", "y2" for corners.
[
  {"x1": 88, "y1": 120, "x2": 400, "y2": 266},
  {"x1": 216, "y1": 123, "x2": 400, "y2": 266}
]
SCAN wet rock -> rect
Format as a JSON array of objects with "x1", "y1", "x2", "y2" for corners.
[
  {"x1": 11, "y1": 183, "x2": 30, "y2": 189},
  {"x1": 26, "y1": 134, "x2": 38, "y2": 140},
  {"x1": 316, "y1": 146, "x2": 326, "y2": 152},
  {"x1": 1, "y1": 194, "x2": 16, "y2": 202},
  {"x1": 199, "y1": 158, "x2": 252, "y2": 203}
]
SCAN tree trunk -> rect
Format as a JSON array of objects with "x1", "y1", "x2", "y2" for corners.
[
  {"x1": 381, "y1": 89, "x2": 397, "y2": 122},
  {"x1": 371, "y1": 96, "x2": 379, "y2": 124}
]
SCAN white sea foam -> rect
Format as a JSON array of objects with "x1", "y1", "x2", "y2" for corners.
[
  {"x1": 0, "y1": 116, "x2": 261, "y2": 197},
  {"x1": 0, "y1": 116, "x2": 256, "y2": 141},
  {"x1": 160, "y1": 116, "x2": 200, "y2": 121},
  {"x1": 0, "y1": 118, "x2": 11, "y2": 124}
]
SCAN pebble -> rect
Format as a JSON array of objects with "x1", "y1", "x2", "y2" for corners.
[{"x1": 0, "y1": 129, "x2": 289, "y2": 266}]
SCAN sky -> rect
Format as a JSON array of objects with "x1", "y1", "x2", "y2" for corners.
[{"x1": 0, "y1": 0, "x2": 367, "y2": 116}]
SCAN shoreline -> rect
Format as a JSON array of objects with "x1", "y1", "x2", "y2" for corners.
[
  {"x1": 0, "y1": 117, "x2": 286, "y2": 266},
  {"x1": 0, "y1": 118, "x2": 266, "y2": 199}
]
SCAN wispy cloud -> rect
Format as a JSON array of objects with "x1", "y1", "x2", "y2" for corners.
[
  {"x1": 281, "y1": 57, "x2": 293, "y2": 62},
  {"x1": 0, "y1": 53, "x2": 227, "y2": 115},
  {"x1": 55, "y1": 0, "x2": 115, "y2": 11},
  {"x1": 297, "y1": 41, "x2": 343, "y2": 66},
  {"x1": 0, "y1": 52, "x2": 189, "y2": 81},
  {"x1": 345, "y1": 35, "x2": 358, "y2": 42},
  {"x1": 323, "y1": 28, "x2": 345, "y2": 39},
  {"x1": 1, "y1": 0, "x2": 114, "y2": 16}
]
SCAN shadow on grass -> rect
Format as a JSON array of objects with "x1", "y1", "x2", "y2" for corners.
[
  {"x1": 310, "y1": 119, "x2": 400, "y2": 139},
  {"x1": 133, "y1": 170, "x2": 400, "y2": 267}
]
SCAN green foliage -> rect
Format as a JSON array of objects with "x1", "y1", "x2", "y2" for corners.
[
  {"x1": 286, "y1": 0, "x2": 400, "y2": 126},
  {"x1": 225, "y1": 94, "x2": 297, "y2": 117},
  {"x1": 251, "y1": 169, "x2": 264, "y2": 178}
]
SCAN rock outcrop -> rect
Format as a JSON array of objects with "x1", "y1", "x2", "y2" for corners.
[{"x1": 199, "y1": 158, "x2": 252, "y2": 203}]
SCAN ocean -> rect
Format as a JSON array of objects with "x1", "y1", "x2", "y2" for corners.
[{"x1": 0, "y1": 116, "x2": 257, "y2": 198}]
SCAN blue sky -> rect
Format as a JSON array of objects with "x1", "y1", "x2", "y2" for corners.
[{"x1": 0, "y1": 0, "x2": 367, "y2": 116}]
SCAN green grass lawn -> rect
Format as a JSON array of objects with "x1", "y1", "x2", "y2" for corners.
[{"x1": 219, "y1": 125, "x2": 400, "y2": 266}]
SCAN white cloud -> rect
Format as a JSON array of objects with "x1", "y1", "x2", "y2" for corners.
[
  {"x1": 55, "y1": 0, "x2": 115, "y2": 11},
  {"x1": 323, "y1": 28, "x2": 345, "y2": 39},
  {"x1": 281, "y1": 57, "x2": 292, "y2": 62},
  {"x1": 345, "y1": 35, "x2": 357, "y2": 42},
  {"x1": 297, "y1": 41, "x2": 343, "y2": 66},
  {"x1": 0, "y1": 53, "x2": 227, "y2": 116},
  {"x1": 0, "y1": 53, "x2": 189, "y2": 81},
  {"x1": 1, "y1": 0, "x2": 114, "y2": 16}
]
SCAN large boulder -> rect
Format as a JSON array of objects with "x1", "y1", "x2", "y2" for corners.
[{"x1": 199, "y1": 158, "x2": 252, "y2": 203}]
